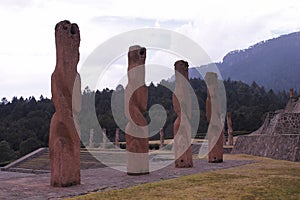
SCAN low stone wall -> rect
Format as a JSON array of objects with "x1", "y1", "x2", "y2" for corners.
[{"x1": 232, "y1": 134, "x2": 300, "y2": 161}]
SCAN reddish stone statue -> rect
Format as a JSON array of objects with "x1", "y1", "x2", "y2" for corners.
[
  {"x1": 115, "y1": 128, "x2": 120, "y2": 148},
  {"x1": 205, "y1": 72, "x2": 223, "y2": 163},
  {"x1": 49, "y1": 20, "x2": 81, "y2": 187},
  {"x1": 173, "y1": 60, "x2": 193, "y2": 168},
  {"x1": 125, "y1": 45, "x2": 149, "y2": 175},
  {"x1": 159, "y1": 128, "x2": 164, "y2": 149},
  {"x1": 227, "y1": 112, "x2": 234, "y2": 145}
]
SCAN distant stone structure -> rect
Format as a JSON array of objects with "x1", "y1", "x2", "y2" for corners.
[
  {"x1": 89, "y1": 129, "x2": 94, "y2": 148},
  {"x1": 102, "y1": 128, "x2": 107, "y2": 149},
  {"x1": 173, "y1": 60, "x2": 193, "y2": 168},
  {"x1": 205, "y1": 72, "x2": 224, "y2": 163},
  {"x1": 125, "y1": 45, "x2": 149, "y2": 175},
  {"x1": 159, "y1": 128, "x2": 164, "y2": 149},
  {"x1": 115, "y1": 128, "x2": 120, "y2": 148},
  {"x1": 285, "y1": 88, "x2": 300, "y2": 112},
  {"x1": 290, "y1": 88, "x2": 294, "y2": 98},
  {"x1": 232, "y1": 89, "x2": 300, "y2": 161},
  {"x1": 227, "y1": 112, "x2": 234, "y2": 145},
  {"x1": 49, "y1": 20, "x2": 81, "y2": 187}
]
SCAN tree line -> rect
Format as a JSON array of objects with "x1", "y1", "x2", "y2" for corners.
[{"x1": 0, "y1": 78, "x2": 293, "y2": 165}]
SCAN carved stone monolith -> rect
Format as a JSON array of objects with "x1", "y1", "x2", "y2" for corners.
[
  {"x1": 227, "y1": 112, "x2": 234, "y2": 145},
  {"x1": 49, "y1": 20, "x2": 81, "y2": 187},
  {"x1": 159, "y1": 128, "x2": 164, "y2": 149},
  {"x1": 115, "y1": 128, "x2": 120, "y2": 148},
  {"x1": 205, "y1": 72, "x2": 223, "y2": 163},
  {"x1": 173, "y1": 60, "x2": 193, "y2": 168},
  {"x1": 102, "y1": 128, "x2": 107, "y2": 149},
  {"x1": 125, "y1": 45, "x2": 149, "y2": 175},
  {"x1": 89, "y1": 129, "x2": 94, "y2": 148}
]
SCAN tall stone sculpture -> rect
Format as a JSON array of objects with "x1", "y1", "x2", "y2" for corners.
[
  {"x1": 102, "y1": 128, "x2": 107, "y2": 149},
  {"x1": 206, "y1": 72, "x2": 223, "y2": 163},
  {"x1": 125, "y1": 45, "x2": 149, "y2": 175},
  {"x1": 49, "y1": 20, "x2": 81, "y2": 187},
  {"x1": 173, "y1": 60, "x2": 193, "y2": 168},
  {"x1": 115, "y1": 128, "x2": 120, "y2": 148},
  {"x1": 159, "y1": 128, "x2": 164, "y2": 149},
  {"x1": 227, "y1": 112, "x2": 233, "y2": 145},
  {"x1": 89, "y1": 129, "x2": 94, "y2": 148}
]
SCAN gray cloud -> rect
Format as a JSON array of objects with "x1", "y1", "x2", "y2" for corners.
[{"x1": 92, "y1": 16, "x2": 190, "y2": 29}]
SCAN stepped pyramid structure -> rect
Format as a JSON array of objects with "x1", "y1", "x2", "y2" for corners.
[{"x1": 232, "y1": 89, "x2": 300, "y2": 161}]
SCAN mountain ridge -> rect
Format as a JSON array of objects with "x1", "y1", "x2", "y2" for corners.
[{"x1": 189, "y1": 31, "x2": 300, "y2": 91}]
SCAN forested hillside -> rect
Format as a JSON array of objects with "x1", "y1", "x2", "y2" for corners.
[
  {"x1": 190, "y1": 31, "x2": 300, "y2": 91},
  {"x1": 0, "y1": 78, "x2": 292, "y2": 164}
]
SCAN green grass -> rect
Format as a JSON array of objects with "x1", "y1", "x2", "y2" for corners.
[{"x1": 66, "y1": 154, "x2": 300, "y2": 200}]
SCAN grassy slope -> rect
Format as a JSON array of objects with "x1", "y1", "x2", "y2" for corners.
[{"x1": 66, "y1": 154, "x2": 300, "y2": 200}]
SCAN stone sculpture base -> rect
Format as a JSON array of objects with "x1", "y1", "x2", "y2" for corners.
[
  {"x1": 174, "y1": 146, "x2": 193, "y2": 167},
  {"x1": 50, "y1": 116, "x2": 81, "y2": 187},
  {"x1": 174, "y1": 116, "x2": 193, "y2": 168},
  {"x1": 126, "y1": 130, "x2": 149, "y2": 175},
  {"x1": 126, "y1": 151, "x2": 149, "y2": 175},
  {"x1": 208, "y1": 129, "x2": 224, "y2": 163}
]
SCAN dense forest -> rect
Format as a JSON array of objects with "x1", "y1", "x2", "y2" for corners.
[{"x1": 0, "y1": 78, "x2": 293, "y2": 164}]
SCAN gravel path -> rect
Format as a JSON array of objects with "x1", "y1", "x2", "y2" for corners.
[{"x1": 0, "y1": 159, "x2": 256, "y2": 200}]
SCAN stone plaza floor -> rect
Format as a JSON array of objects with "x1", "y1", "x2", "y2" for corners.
[{"x1": 0, "y1": 159, "x2": 255, "y2": 200}]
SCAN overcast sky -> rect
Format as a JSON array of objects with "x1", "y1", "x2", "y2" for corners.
[{"x1": 1, "y1": 0, "x2": 300, "y2": 101}]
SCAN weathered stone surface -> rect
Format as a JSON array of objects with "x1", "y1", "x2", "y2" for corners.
[
  {"x1": 0, "y1": 159, "x2": 255, "y2": 200},
  {"x1": 227, "y1": 112, "x2": 234, "y2": 145},
  {"x1": 233, "y1": 134, "x2": 300, "y2": 161},
  {"x1": 233, "y1": 91, "x2": 300, "y2": 162},
  {"x1": 205, "y1": 72, "x2": 223, "y2": 163},
  {"x1": 159, "y1": 128, "x2": 164, "y2": 149},
  {"x1": 49, "y1": 20, "x2": 81, "y2": 187},
  {"x1": 173, "y1": 60, "x2": 193, "y2": 168},
  {"x1": 89, "y1": 129, "x2": 94, "y2": 148},
  {"x1": 125, "y1": 45, "x2": 149, "y2": 175},
  {"x1": 115, "y1": 128, "x2": 120, "y2": 148},
  {"x1": 102, "y1": 128, "x2": 107, "y2": 149},
  {"x1": 206, "y1": 89, "x2": 212, "y2": 122}
]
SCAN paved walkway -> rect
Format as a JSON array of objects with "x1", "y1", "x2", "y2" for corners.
[{"x1": 0, "y1": 159, "x2": 255, "y2": 200}]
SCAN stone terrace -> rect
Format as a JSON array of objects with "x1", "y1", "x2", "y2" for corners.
[{"x1": 0, "y1": 158, "x2": 255, "y2": 200}]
